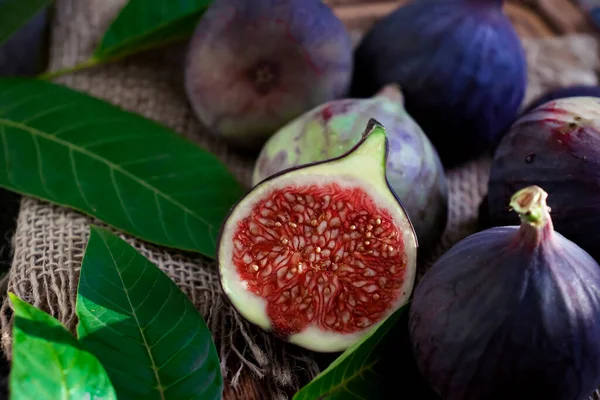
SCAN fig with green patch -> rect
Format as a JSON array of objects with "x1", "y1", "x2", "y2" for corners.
[{"x1": 253, "y1": 84, "x2": 447, "y2": 253}]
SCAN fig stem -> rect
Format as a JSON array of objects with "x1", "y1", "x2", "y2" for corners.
[{"x1": 509, "y1": 185, "x2": 550, "y2": 228}]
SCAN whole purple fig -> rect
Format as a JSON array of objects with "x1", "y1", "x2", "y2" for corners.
[
  {"x1": 487, "y1": 97, "x2": 600, "y2": 262},
  {"x1": 252, "y1": 84, "x2": 448, "y2": 253},
  {"x1": 184, "y1": 0, "x2": 353, "y2": 151},
  {"x1": 351, "y1": 0, "x2": 527, "y2": 167},
  {"x1": 409, "y1": 185, "x2": 600, "y2": 400}
]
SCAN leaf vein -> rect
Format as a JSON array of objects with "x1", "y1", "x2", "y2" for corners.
[
  {"x1": 31, "y1": 133, "x2": 54, "y2": 200},
  {"x1": 155, "y1": 193, "x2": 175, "y2": 244},
  {"x1": 0, "y1": 118, "x2": 212, "y2": 233},
  {"x1": 52, "y1": 117, "x2": 132, "y2": 137},
  {"x1": 0, "y1": 126, "x2": 11, "y2": 184},
  {"x1": 124, "y1": 260, "x2": 148, "y2": 292},
  {"x1": 110, "y1": 167, "x2": 142, "y2": 233},
  {"x1": 120, "y1": 153, "x2": 171, "y2": 167},
  {"x1": 329, "y1": 360, "x2": 378, "y2": 399},
  {"x1": 148, "y1": 294, "x2": 188, "y2": 350},
  {"x1": 19, "y1": 102, "x2": 78, "y2": 124},
  {"x1": 0, "y1": 90, "x2": 54, "y2": 117},
  {"x1": 97, "y1": 233, "x2": 166, "y2": 399},
  {"x1": 69, "y1": 148, "x2": 96, "y2": 211},
  {"x1": 157, "y1": 322, "x2": 204, "y2": 372},
  {"x1": 184, "y1": 212, "x2": 202, "y2": 250},
  {"x1": 129, "y1": 265, "x2": 159, "y2": 310},
  {"x1": 83, "y1": 133, "x2": 165, "y2": 149}
]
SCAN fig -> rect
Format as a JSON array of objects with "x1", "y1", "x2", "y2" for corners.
[
  {"x1": 409, "y1": 185, "x2": 600, "y2": 400},
  {"x1": 487, "y1": 96, "x2": 600, "y2": 262},
  {"x1": 217, "y1": 119, "x2": 418, "y2": 352},
  {"x1": 350, "y1": 0, "x2": 527, "y2": 167},
  {"x1": 523, "y1": 85, "x2": 600, "y2": 114},
  {"x1": 184, "y1": 0, "x2": 353, "y2": 151},
  {"x1": 252, "y1": 84, "x2": 447, "y2": 253}
]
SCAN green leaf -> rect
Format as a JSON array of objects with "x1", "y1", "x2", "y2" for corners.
[
  {"x1": 76, "y1": 226, "x2": 223, "y2": 400},
  {"x1": 8, "y1": 292, "x2": 117, "y2": 400},
  {"x1": 0, "y1": 0, "x2": 53, "y2": 47},
  {"x1": 0, "y1": 77, "x2": 245, "y2": 258},
  {"x1": 294, "y1": 304, "x2": 410, "y2": 400},
  {"x1": 93, "y1": 0, "x2": 213, "y2": 61}
]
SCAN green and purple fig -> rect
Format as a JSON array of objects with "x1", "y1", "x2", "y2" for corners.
[
  {"x1": 253, "y1": 84, "x2": 448, "y2": 253},
  {"x1": 184, "y1": 0, "x2": 353, "y2": 151}
]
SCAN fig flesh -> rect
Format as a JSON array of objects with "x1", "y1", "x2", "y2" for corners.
[
  {"x1": 217, "y1": 119, "x2": 418, "y2": 352},
  {"x1": 184, "y1": 0, "x2": 353, "y2": 151},
  {"x1": 487, "y1": 96, "x2": 600, "y2": 262},
  {"x1": 351, "y1": 0, "x2": 527, "y2": 167},
  {"x1": 409, "y1": 185, "x2": 600, "y2": 400},
  {"x1": 252, "y1": 84, "x2": 448, "y2": 253}
]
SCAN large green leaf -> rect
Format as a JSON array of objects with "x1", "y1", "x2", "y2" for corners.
[
  {"x1": 76, "y1": 226, "x2": 223, "y2": 400},
  {"x1": 294, "y1": 304, "x2": 410, "y2": 400},
  {"x1": 8, "y1": 292, "x2": 117, "y2": 400},
  {"x1": 93, "y1": 0, "x2": 212, "y2": 61},
  {"x1": 0, "y1": 0, "x2": 53, "y2": 47},
  {"x1": 0, "y1": 77, "x2": 245, "y2": 258}
]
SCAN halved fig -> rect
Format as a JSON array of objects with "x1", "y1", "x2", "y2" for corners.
[{"x1": 217, "y1": 119, "x2": 418, "y2": 352}]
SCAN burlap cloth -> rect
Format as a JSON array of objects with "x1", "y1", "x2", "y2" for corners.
[{"x1": 1, "y1": 1, "x2": 599, "y2": 399}]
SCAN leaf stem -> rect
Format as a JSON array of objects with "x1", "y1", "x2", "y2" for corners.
[{"x1": 37, "y1": 57, "x2": 102, "y2": 80}]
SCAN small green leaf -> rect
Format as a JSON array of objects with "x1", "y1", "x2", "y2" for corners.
[
  {"x1": 0, "y1": 77, "x2": 245, "y2": 258},
  {"x1": 0, "y1": 0, "x2": 53, "y2": 47},
  {"x1": 93, "y1": 0, "x2": 213, "y2": 61},
  {"x1": 8, "y1": 292, "x2": 117, "y2": 400},
  {"x1": 294, "y1": 304, "x2": 410, "y2": 400},
  {"x1": 76, "y1": 226, "x2": 223, "y2": 400}
]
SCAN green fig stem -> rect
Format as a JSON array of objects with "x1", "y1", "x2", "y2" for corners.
[
  {"x1": 510, "y1": 186, "x2": 555, "y2": 248},
  {"x1": 509, "y1": 185, "x2": 550, "y2": 228}
]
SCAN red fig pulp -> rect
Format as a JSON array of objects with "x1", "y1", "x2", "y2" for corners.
[
  {"x1": 218, "y1": 120, "x2": 417, "y2": 352},
  {"x1": 409, "y1": 186, "x2": 600, "y2": 400}
]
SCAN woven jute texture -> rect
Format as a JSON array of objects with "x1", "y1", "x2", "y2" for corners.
[{"x1": 0, "y1": 0, "x2": 599, "y2": 398}]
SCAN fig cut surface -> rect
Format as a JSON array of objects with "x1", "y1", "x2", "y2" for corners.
[{"x1": 218, "y1": 120, "x2": 417, "y2": 352}]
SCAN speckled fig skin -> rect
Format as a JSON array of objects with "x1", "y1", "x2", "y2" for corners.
[
  {"x1": 487, "y1": 97, "x2": 600, "y2": 262},
  {"x1": 184, "y1": 0, "x2": 353, "y2": 151},
  {"x1": 253, "y1": 84, "x2": 448, "y2": 253},
  {"x1": 410, "y1": 186, "x2": 600, "y2": 400},
  {"x1": 351, "y1": 0, "x2": 527, "y2": 167}
]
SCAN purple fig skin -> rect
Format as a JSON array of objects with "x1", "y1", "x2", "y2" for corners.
[
  {"x1": 523, "y1": 85, "x2": 600, "y2": 114},
  {"x1": 487, "y1": 97, "x2": 600, "y2": 262},
  {"x1": 184, "y1": 0, "x2": 353, "y2": 151},
  {"x1": 350, "y1": 0, "x2": 527, "y2": 167},
  {"x1": 409, "y1": 186, "x2": 600, "y2": 400}
]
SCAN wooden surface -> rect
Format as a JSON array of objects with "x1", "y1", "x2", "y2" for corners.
[
  {"x1": 328, "y1": 0, "x2": 598, "y2": 39},
  {"x1": 228, "y1": 1, "x2": 598, "y2": 399}
]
